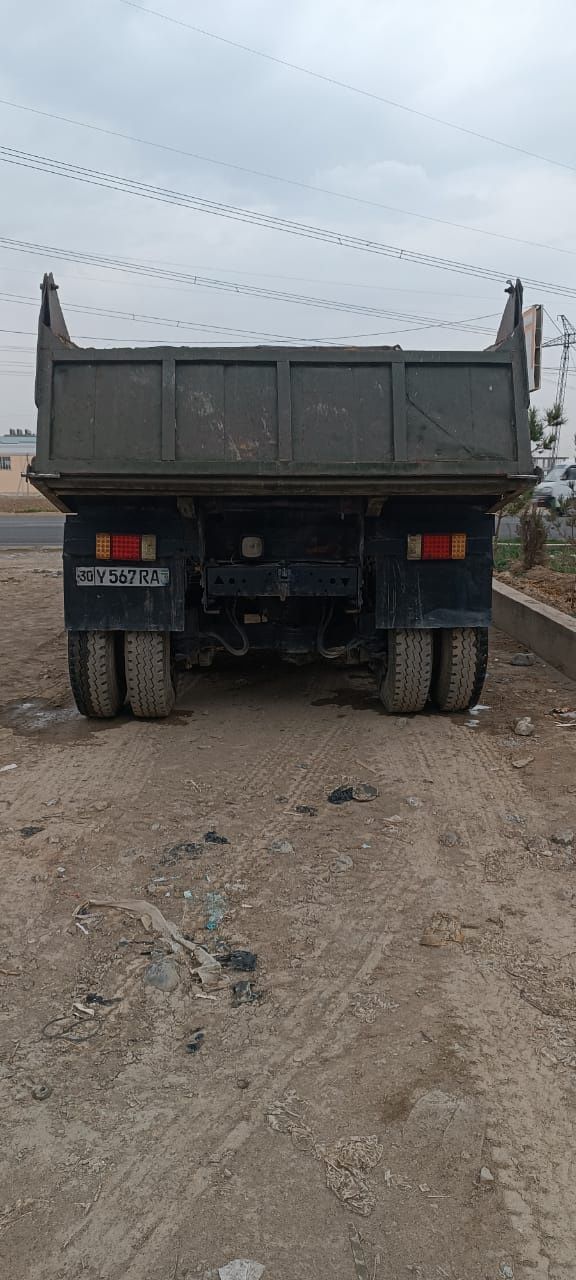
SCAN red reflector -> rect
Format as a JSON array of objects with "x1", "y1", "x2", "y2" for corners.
[
  {"x1": 110, "y1": 534, "x2": 141, "y2": 560},
  {"x1": 422, "y1": 534, "x2": 451, "y2": 560}
]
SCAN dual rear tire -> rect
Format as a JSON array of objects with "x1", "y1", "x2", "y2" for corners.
[
  {"x1": 68, "y1": 631, "x2": 175, "y2": 720},
  {"x1": 378, "y1": 627, "x2": 488, "y2": 715}
]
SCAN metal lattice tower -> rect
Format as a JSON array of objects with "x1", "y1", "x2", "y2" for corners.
[{"x1": 542, "y1": 315, "x2": 576, "y2": 460}]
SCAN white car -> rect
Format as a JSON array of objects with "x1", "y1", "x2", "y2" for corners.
[{"x1": 533, "y1": 461, "x2": 576, "y2": 509}]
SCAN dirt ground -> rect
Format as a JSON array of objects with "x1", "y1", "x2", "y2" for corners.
[
  {"x1": 1, "y1": 551, "x2": 576, "y2": 1280},
  {"x1": 0, "y1": 495, "x2": 54, "y2": 513},
  {"x1": 497, "y1": 566, "x2": 576, "y2": 618}
]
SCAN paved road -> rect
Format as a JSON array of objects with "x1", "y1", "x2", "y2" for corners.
[
  {"x1": 0, "y1": 513, "x2": 567, "y2": 548},
  {"x1": 0, "y1": 515, "x2": 65, "y2": 546}
]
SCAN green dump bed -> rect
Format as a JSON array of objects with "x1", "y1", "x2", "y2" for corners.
[{"x1": 31, "y1": 275, "x2": 533, "y2": 503}]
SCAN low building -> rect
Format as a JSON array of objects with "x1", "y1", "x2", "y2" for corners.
[{"x1": 0, "y1": 430, "x2": 37, "y2": 495}]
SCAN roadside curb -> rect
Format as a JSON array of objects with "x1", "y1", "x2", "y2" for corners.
[{"x1": 493, "y1": 580, "x2": 576, "y2": 682}]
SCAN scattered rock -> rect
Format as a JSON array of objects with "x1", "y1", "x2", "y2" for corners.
[
  {"x1": 511, "y1": 755, "x2": 534, "y2": 769},
  {"x1": 510, "y1": 652, "x2": 535, "y2": 667},
  {"x1": 143, "y1": 955, "x2": 179, "y2": 992},
  {"x1": 352, "y1": 783, "x2": 378, "y2": 803},
  {"x1": 330, "y1": 854, "x2": 354, "y2": 873},
  {"x1": 420, "y1": 912, "x2": 464, "y2": 947},
  {"x1": 406, "y1": 796, "x2": 423, "y2": 808},
  {"x1": 204, "y1": 830, "x2": 229, "y2": 845},
  {"x1": 514, "y1": 717, "x2": 535, "y2": 737},
  {"x1": 31, "y1": 1084, "x2": 52, "y2": 1101},
  {"x1": 161, "y1": 841, "x2": 202, "y2": 864},
  {"x1": 295, "y1": 804, "x2": 318, "y2": 816},
  {"x1": 186, "y1": 1029, "x2": 205, "y2": 1054},
  {"x1": 479, "y1": 1166, "x2": 495, "y2": 1185},
  {"x1": 218, "y1": 1262, "x2": 264, "y2": 1280},
  {"x1": 236, "y1": 1077, "x2": 250, "y2": 1090},
  {"x1": 20, "y1": 826, "x2": 43, "y2": 838},
  {"x1": 269, "y1": 838, "x2": 294, "y2": 855},
  {"x1": 500, "y1": 1266, "x2": 514, "y2": 1280},
  {"x1": 439, "y1": 831, "x2": 461, "y2": 848},
  {"x1": 551, "y1": 830, "x2": 574, "y2": 848}
]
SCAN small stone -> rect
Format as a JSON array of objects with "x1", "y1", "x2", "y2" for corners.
[
  {"x1": 510, "y1": 652, "x2": 535, "y2": 667},
  {"x1": 439, "y1": 831, "x2": 461, "y2": 848},
  {"x1": 514, "y1": 717, "x2": 534, "y2": 737},
  {"x1": 32, "y1": 1083, "x2": 52, "y2": 1101},
  {"x1": 406, "y1": 796, "x2": 423, "y2": 808},
  {"x1": 352, "y1": 783, "x2": 378, "y2": 803},
  {"x1": 269, "y1": 839, "x2": 294, "y2": 855},
  {"x1": 500, "y1": 1266, "x2": 514, "y2": 1279},
  {"x1": 479, "y1": 1166, "x2": 495, "y2": 1184},
  {"x1": 330, "y1": 854, "x2": 354, "y2": 873},
  {"x1": 143, "y1": 956, "x2": 179, "y2": 992},
  {"x1": 236, "y1": 1078, "x2": 250, "y2": 1090},
  {"x1": 551, "y1": 830, "x2": 574, "y2": 848}
]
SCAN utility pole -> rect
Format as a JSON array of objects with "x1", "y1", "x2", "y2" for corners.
[{"x1": 542, "y1": 316, "x2": 576, "y2": 460}]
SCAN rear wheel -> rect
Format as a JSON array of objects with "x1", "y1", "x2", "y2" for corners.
[
  {"x1": 378, "y1": 629, "x2": 433, "y2": 714},
  {"x1": 125, "y1": 631, "x2": 176, "y2": 718},
  {"x1": 68, "y1": 631, "x2": 125, "y2": 719},
  {"x1": 432, "y1": 627, "x2": 489, "y2": 712}
]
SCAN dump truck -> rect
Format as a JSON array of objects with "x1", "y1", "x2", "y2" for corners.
[{"x1": 30, "y1": 274, "x2": 533, "y2": 719}]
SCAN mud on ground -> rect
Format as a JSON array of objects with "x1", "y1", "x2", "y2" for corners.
[{"x1": 1, "y1": 551, "x2": 576, "y2": 1280}]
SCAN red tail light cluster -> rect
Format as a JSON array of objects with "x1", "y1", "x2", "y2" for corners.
[
  {"x1": 407, "y1": 533, "x2": 467, "y2": 561},
  {"x1": 95, "y1": 534, "x2": 157, "y2": 561}
]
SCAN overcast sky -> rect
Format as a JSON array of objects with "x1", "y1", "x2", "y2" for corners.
[{"x1": 1, "y1": 0, "x2": 576, "y2": 452}]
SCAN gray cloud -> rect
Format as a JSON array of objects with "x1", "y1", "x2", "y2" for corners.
[{"x1": 1, "y1": 0, "x2": 575, "y2": 449}]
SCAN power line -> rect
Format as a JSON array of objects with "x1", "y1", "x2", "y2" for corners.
[
  {"x1": 0, "y1": 96, "x2": 572, "y2": 260},
  {"x1": 2, "y1": 146, "x2": 576, "y2": 298},
  {"x1": 0, "y1": 239, "x2": 501, "y2": 331},
  {"x1": 0, "y1": 291, "x2": 498, "y2": 346},
  {"x1": 119, "y1": 1, "x2": 576, "y2": 177}
]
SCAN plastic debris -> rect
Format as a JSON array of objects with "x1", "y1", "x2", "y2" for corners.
[
  {"x1": 324, "y1": 1135, "x2": 384, "y2": 1216},
  {"x1": 232, "y1": 979, "x2": 261, "y2": 1006},
  {"x1": 183, "y1": 889, "x2": 194, "y2": 900},
  {"x1": 20, "y1": 826, "x2": 43, "y2": 838},
  {"x1": 186, "y1": 1029, "x2": 205, "y2": 1054},
  {"x1": 348, "y1": 1226, "x2": 370, "y2": 1280},
  {"x1": 420, "y1": 913, "x2": 464, "y2": 947},
  {"x1": 328, "y1": 786, "x2": 354, "y2": 805},
  {"x1": 0, "y1": 763, "x2": 17, "y2": 772},
  {"x1": 295, "y1": 804, "x2": 318, "y2": 816},
  {"x1": 74, "y1": 897, "x2": 229, "y2": 990},
  {"x1": 269, "y1": 839, "x2": 294, "y2": 855},
  {"x1": 330, "y1": 854, "x2": 354, "y2": 873},
  {"x1": 85, "y1": 993, "x2": 120, "y2": 1007},
  {"x1": 144, "y1": 956, "x2": 179, "y2": 992},
  {"x1": 267, "y1": 1097, "x2": 382, "y2": 1218},
  {"x1": 218, "y1": 1262, "x2": 264, "y2": 1280},
  {"x1": 510, "y1": 652, "x2": 535, "y2": 666},
  {"x1": 205, "y1": 892, "x2": 226, "y2": 931},
  {"x1": 161, "y1": 841, "x2": 202, "y2": 865},
  {"x1": 32, "y1": 1084, "x2": 52, "y2": 1101},
  {"x1": 204, "y1": 830, "x2": 229, "y2": 845},
  {"x1": 514, "y1": 717, "x2": 535, "y2": 737},
  {"x1": 219, "y1": 948, "x2": 257, "y2": 973}
]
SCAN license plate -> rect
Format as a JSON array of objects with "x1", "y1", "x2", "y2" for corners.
[{"x1": 75, "y1": 566, "x2": 170, "y2": 587}]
